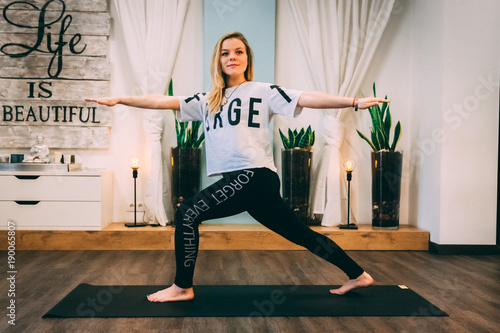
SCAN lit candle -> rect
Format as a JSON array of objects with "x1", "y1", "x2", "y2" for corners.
[
  {"x1": 343, "y1": 159, "x2": 356, "y2": 172},
  {"x1": 131, "y1": 158, "x2": 140, "y2": 170},
  {"x1": 345, "y1": 160, "x2": 353, "y2": 172}
]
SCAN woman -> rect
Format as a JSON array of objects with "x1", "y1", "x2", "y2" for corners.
[{"x1": 86, "y1": 32, "x2": 389, "y2": 303}]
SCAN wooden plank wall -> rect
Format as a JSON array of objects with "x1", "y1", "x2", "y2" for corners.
[{"x1": 0, "y1": 0, "x2": 111, "y2": 148}]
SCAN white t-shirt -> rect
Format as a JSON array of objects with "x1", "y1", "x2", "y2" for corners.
[{"x1": 178, "y1": 82, "x2": 303, "y2": 176}]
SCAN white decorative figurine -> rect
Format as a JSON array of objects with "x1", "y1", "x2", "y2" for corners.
[{"x1": 25, "y1": 136, "x2": 50, "y2": 163}]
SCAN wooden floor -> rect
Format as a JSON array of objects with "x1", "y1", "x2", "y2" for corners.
[
  {"x1": 1, "y1": 223, "x2": 429, "y2": 251},
  {"x1": 1, "y1": 250, "x2": 498, "y2": 332}
]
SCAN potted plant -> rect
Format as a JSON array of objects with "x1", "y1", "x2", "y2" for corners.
[
  {"x1": 169, "y1": 80, "x2": 205, "y2": 224},
  {"x1": 356, "y1": 83, "x2": 402, "y2": 229},
  {"x1": 171, "y1": 113, "x2": 205, "y2": 218},
  {"x1": 279, "y1": 126, "x2": 316, "y2": 225}
]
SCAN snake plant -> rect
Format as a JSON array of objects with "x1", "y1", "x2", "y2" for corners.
[
  {"x1": 173, "y1": 114, "x2": 205, "y2": 149},
  {"x1": 356, "y1": 83, "x2": 401, "y2": 152},
  {"x1": 169, "y1": 80, "x2": 204, "y2": 149},
  {"x1": 279, "y1": 125, "x2": 315, "y2": 150}
]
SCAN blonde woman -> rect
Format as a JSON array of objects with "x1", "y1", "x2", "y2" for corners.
[{"x1": 87, "y1": 32, "x2": 388, "y2": 302}]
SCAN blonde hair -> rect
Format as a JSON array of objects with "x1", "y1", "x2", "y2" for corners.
[{"x1": 207, "y1": 32, "x2": 254, "y2": 116}]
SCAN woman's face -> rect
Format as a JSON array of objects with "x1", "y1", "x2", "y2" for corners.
[{"x1": 220, "y1": 38, "x2": 248, "y2": 79}]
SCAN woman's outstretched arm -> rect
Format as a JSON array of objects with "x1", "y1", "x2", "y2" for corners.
[
  {"x1": 298, "y1": 91, "x2": 389, "y2": 110},
  {"x1": 85, "y1": 95, "x2": 180, "y2": 110}
]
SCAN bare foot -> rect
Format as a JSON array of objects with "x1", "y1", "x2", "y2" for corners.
[
  {"x1": 147, "y1": 284, "x2": 194, "y2": 302},
  {"x1": 330, "y1": 272, "x2": 374, "y2": 295}
]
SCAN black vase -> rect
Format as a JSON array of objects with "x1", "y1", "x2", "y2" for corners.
[
  {"x1": 371, "y1": 151, "x2": 403, "y2": 229},
  {"x1": 171, "y1": 147, "x2": 201, "y2": 223},
  {"x1": 281, "y1": 148, "x2": 313, "y2": 225}
]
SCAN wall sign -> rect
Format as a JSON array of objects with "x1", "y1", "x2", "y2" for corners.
[{"x1": 0, "y1": 0, "x2": 111, "y2": 148}]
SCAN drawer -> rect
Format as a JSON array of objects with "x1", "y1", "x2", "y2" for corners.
[
  {"x1": 0, "y1": 201, "x2": 102, "y2": 230},
  {"x1": 0, "y1": 175, "x2": 101, "y2": 201}
]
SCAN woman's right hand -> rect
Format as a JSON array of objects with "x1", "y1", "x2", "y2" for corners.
[{"x1": 85, "y1": 97, "x2": 120, "y2": 107}]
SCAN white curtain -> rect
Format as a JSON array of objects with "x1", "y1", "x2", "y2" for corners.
[
  {"x1": 288, "y1": 0, "x2": 395, "y2": 226},
  {"x1": 114, "y1": 0, "x2": 190, "y2": 225}
]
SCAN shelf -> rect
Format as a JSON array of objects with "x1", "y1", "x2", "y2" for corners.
[{"x1": 0, "y1": 223, "x2": 429, "y2": 251}]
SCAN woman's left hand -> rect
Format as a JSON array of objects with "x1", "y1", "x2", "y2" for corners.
[{"x1": 357, "y1": 97, "x2": 390, "y2": 110}]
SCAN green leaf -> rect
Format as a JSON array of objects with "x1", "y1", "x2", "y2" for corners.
[
  {"x1": 380, "y1": 95, "x2": 388, "y2": 123},
  {"x1": 279, "y1": 129, "x2": 290, "y2": 149},
  {"x1": 179, "y1": 122, "x2": 188, "y2": 148},
  {"x1": 291, "y1": 129, "x2": 297, "y2": 147},
  {"x1": 390, "y1": 121, "x2": 401, "y2": 152},
  {"x1": 191, "y1": 120, "x2": 200, "y2": 133},
  {"x1": 383, "y1": 105, "x2": 392, "y2": 148},
  {"x1": 377, "y1": 128, "x2": 386, "y2": 150},
  {"x1": 369, "y1": 105, "x2": 383, "y2": 132},
  {"x1": 288, "y1": 129, "x2": 294, "y2": 147},
  {"x1": 168, "y1": 79, "x2": 173, "y2": 97},
  {"x1": 296, "y1": 128, "x2": 305, "y2": 147},
  {"x1": 281, "y1": 127, "x2": 315, "y2": 149},
  {"x1": 370, "y1": 128, "x2": 379, "y2": 151},
  {"x1": 194, "y1": 132, "x2": 205, "y2": 148},
  {"x1": 187, "y1": 128, "x2": 194, "y2": 147},
  {"x1": 182, "y1": 133, "x2": 188, "y2": 148},
  {"x1": 193, "y1": 121, "x2": 205, "y2": 148},
  {"x1": 305, "y1": 125, "x2": 312, "y2": 137},
  {"x1": 357, "y1": 130, "x2": 377, "y2": 151},
  {"x1": 298, "y1": 129, "x2": 310, "y2": 148},
  {"x1": 175, "y1": 118, "x2": 180, "y2": 147},
  {"x1": 357, "y1": 83, "x2": 402, "y2": 152}
]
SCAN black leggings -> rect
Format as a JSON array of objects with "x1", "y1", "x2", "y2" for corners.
[{"x1": 174, "y1": 167, "x2": 364, "y2": 288}]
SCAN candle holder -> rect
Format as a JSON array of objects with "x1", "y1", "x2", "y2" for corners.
[
  {"x1": 339, "y1": 159, "x2": 358, "y2": 230},
  {"x1": 125, "y1": 158, "x2": 147, "y2": 227}
]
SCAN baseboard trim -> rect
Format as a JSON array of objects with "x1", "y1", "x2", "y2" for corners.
[{"x1": 429, "y1": 242, "x2": 500, "y2": 255}]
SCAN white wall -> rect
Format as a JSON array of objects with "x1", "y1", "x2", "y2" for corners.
[
  {"x1": 437, "y1": 0, "x2": 499, "y2": 244},
  {"x1": 408, "y1": 0, "x2": 499, "y2": 244},
  {"x1": 408, "y1": 0, "x2": 446, "y2": 242}
]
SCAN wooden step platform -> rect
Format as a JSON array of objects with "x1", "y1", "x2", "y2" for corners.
[{"x1": 2, "y1": 223, "x2": 429, "y2": 251}]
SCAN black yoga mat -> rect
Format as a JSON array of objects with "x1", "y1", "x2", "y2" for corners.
[{"x1": 43, "y1": 284, "x2": 447, "y2": 318}]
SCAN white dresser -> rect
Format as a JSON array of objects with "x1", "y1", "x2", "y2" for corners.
[{"x1": 0, "y1": 169, "x2": 113, "y2": 230}]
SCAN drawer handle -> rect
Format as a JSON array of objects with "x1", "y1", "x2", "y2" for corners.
[
  {"x1": 15, "y1": 175, "x2": 40, "y2": 180},
  {"x1": 15, "y1": 201, "x2": 40, "y2": 205}
]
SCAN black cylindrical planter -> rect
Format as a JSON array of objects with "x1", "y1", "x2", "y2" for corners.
[
  {"x1": 282, "y1": 148, "x2": 313, "y2": 225},
  {"x1": 171, "y1": 147, "x2": 201, "y2": 222},
  {"x1": 371, "y1": 151, "x2": 403, "y2": 229}
]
